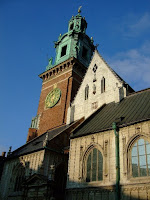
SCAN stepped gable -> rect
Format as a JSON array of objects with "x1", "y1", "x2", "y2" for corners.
[{"x1": 71, "y1": 88, "x2": 150, "y2": 138}]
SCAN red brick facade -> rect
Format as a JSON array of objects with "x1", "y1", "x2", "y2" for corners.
[{"x1": 27, "y1": 57, "x2": 86, "y2": 141}]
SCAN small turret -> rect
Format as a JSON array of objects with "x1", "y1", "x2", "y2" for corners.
[
  {"x1": 45, "y1": 8, "x2": 95, "y2": 70},
  {"x1": 68, "y1": 6, "x2": 87, "y2": 34}
]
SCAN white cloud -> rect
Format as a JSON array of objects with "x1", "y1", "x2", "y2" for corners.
[
  {"x1": 108, "y1": 41, "x2": 150, "y2": 91},
  {"x1": 121, "y1": 13, "x2": 150, "y2": 37},
  {"x1": 129, "y1": 13, "x2": 150, "y2": 35}
]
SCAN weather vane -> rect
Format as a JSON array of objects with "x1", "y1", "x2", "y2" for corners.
[{"x1": 78, "y1": 6, "x2": 82, "y2": 13}]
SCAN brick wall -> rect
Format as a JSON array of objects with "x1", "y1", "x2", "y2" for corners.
[{"x1": 36, "y1": 60, "x2": 84, "y2": 136}]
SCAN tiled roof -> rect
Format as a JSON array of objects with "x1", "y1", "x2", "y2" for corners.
[{"x1": 71, "y1": 88, "x2": 150, "y2": 138}]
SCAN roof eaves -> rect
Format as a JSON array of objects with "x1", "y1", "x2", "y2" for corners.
[{"x1": 71, "y1": 117, "x2": 150, "y2": 139}]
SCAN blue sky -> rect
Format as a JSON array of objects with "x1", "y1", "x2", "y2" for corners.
[{"x1": 0, "y1": 0, "x2": 150, "y2": 154}]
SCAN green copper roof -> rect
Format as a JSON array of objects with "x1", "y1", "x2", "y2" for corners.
[{"x1": 45, "y1": 9, "x2": 95, "y2": 71}]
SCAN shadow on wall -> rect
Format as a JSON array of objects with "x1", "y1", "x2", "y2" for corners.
[
  {"x1": 1, "y1": 155, "x2": 68, "y2": 200},
  {"x1": 1, "y1": 155, "x2": 148, "y2": 200},
  {"x1": 66, "y1": 180, "x2": 148, "y2": 200}
]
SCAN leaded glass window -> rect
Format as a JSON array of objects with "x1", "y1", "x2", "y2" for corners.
[
  {"x1": 86, "y1": 148, "x2": 103, "y2": 182},
  {"x1": 131, "y1": 138, "x2": 150, "y2": 177}
]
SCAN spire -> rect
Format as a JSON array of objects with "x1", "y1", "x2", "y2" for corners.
[
  {"x1": 44, "y1": 9, "x2": 95, "y2": 70},
  {"x1": 78, "y1": 6, "x2": 82, "y2": 14}
]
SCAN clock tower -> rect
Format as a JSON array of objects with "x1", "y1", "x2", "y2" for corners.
[{"x1": 27, "y1": 9, "x2": 95, "y2": 142}]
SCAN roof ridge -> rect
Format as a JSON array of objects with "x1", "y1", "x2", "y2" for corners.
[
  {"x1": 96, "y1": 50, "x2": 124, "y2": 83},
  {"x1": 127, "y1": 87, "x2": 150, "y2": 98}
]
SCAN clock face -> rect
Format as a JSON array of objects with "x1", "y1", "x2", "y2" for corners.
[{"x1": 45, "y1": 88, "x2": 61, "y2": 108}]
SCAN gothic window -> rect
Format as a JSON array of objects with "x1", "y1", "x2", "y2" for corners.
[
  {"x1": 101, "y1": 77, "x2": 105, "y2": 93},
  {"x1": 131, "y1": 138, "x2": 150, "y2": 177},
  {"x1": 86, "y1": 148, "x2": 103, "y2": 182},
  {"x1": 61, "y1": 45, "x2": 67, "y2": 57},
  {"x1": 85, "y1": 84, "x2": 89, "y2": 100},
  {"x1": 13, "y1": 165, "x2": 25, "y2": 192}
]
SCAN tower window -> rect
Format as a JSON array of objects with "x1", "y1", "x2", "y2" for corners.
[
  {"x1": 101, "y1": 77, "x2": 105, "y2": 93},
  {"x1": 82, "y1": 46, "x2": 88, "y2": 60},
  {"x1": 61, "y1": 45, "x2": 67, "y2": 57},
  {"x1": 70, "y1": 23, "x2": 74, "y2": 31}
]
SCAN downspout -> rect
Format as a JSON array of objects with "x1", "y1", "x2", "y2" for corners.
[{"x1": 112, "y1": 122, "x2": 120, "y2": 200}]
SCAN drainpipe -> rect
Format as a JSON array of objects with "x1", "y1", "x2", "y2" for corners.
[{"x1": 112, "y1": 122, "x2": 120, "y2": 200}]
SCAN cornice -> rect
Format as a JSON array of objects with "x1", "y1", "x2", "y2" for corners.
[{"x1": 39, "y1": 57, "x2": 87, "y2": 82}]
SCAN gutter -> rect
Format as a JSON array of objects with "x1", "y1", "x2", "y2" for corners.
[{"x1": 112, "y1": 122, "x2": 120, "y2": 200}]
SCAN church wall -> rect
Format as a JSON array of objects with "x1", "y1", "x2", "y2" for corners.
[
  {"x1": 66, "y1": 120, "x2": 150, "y2": 200},
  {"x1": 67, "y1": 129, "x2": 116, "y2": 188},
  {"x1": 119, "y1": 120, "x2": 150, "y2": 199},
  {"x1": 67, "y1": 51, "x2": 125, "y2": 124},
  {"x1": 0, "y1": 150, "x2": 44, "y2": 200}
]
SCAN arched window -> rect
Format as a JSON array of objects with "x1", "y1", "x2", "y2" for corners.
[
  {"x1": 13, "y1": 164, "x2": 25, "y2": 192},
  {"x1": 86, "y1": 148, "x2": 103, "y2": 182},
  {"x1": 101, "y1": 77, "x2": 105, "y2": 93},
  {"x1": 85, "y1": 84, "x2": 89, "y2": 100},
  {"x1": 131, "y1": 138, "x2": 150, "y2": 177}
]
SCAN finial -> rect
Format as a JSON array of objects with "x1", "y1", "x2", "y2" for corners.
[
  {"x1": 95, "y1": 44, "x2": 99, "y2": 50},
  {"x1": 7, "y1": 146, "x2": 12, "y2": 156},
  {"x1": 78, "y1": 6, "x2": 82, "y2": 13}
]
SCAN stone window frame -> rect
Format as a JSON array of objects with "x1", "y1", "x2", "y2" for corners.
[
  {"x1": 127, "y1": 133, "x2": 150, "y2": 180},
  {"x1": 82, "y1": 143, "x2": 104, "y2": 183}
]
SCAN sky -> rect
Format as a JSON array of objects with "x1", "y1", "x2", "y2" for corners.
[{"x1": 0, "y1": 0, "x2": 150, "y2": 155}]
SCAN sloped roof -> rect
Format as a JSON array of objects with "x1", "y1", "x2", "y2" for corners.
[
  {"x1": 96, "y1": 50, "x2": 134, "y2": 92},
  {"x1": 9, "y1": 124, "x2": 70, "y2": 158},
  {"x1": 71, "y1": 88, "x2": 150, "y2": 138}
]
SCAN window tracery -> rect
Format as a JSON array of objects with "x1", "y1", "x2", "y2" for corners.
[
  {"x1": 131, "y1": 138, "x2": 150, "y2": 177},
  {"x1": 85, "y1": 148, "x2": 103, "y2": 182}
]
